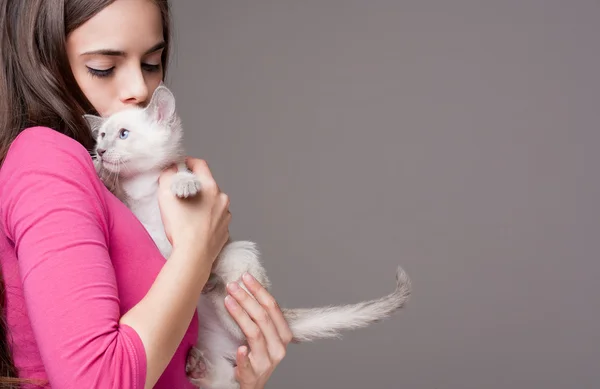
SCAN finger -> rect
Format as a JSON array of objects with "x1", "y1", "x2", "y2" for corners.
[
  {"x1": 222, "y1": 210, "x2": 232, "y2": 224},
  {"x1": 218, "y1": 202, "x2": 232, "y2": 228},
  {"x1": 226, "y1": 282, "x2": 286, "y2": 362},
  {"x1": 241, "y1": 272, "x2": 294, "y2": 345},
  {"x1": 224, "y1": 295, "x2": 269, "y2": 361},
  {"x1": 185, "y1": 157, "x2": 213, "y2": 178},
  {"x1": 219, "y1": 192, "x2": 230, "y2": 209},
  {"x1": 185, "y1": 158, "x2": 219, "y2": 192},
  {"x1": 234, "y1": 346, "x2": 254, "y2": 385},
  {"x1": 236, "y1": 346, "x2": 251, "y2": 371}
]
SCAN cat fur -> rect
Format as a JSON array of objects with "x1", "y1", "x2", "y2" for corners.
[{"x1": 84, "y1": 84, "x2": 412, "y2": 389}]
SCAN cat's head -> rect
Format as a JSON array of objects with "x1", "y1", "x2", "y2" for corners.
[{"x1": 84, "y1": 84, "x2": 184, "y2": 178}]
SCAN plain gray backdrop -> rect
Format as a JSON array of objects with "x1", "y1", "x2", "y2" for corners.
[{"x1": 167, "y1": 1, "x2": 599, "y2": 388}]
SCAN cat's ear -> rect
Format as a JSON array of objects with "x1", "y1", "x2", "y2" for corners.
[
  {"x1": 146, "y1": 84, "x2": 176, "y2": 124},
  {"x1": 83, "y1": 114, "x2": 105, "y2": 138}
]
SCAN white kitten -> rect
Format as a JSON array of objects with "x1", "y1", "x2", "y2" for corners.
[{"x1": 84, "y1": 84, "x2": 412, "y2": 389}]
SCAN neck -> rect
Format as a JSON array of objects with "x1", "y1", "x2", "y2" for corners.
[{"x1": 120, "y1": 170, "x2": 162, "y2": 201}]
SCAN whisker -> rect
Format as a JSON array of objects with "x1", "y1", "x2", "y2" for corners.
[
  {"x1": 108, "y1": 168, "x2": 118, "y2": 189},
  {"x1": 118, "y1": 157, "x2": 131, "y2": 175}
]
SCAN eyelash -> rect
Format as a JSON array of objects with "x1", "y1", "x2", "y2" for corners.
[{"x1": 86, "y1": 63, "x2": 161, "y2": 78}]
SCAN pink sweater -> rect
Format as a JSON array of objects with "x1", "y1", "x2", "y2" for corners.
[{"x1": 0, "y1": 127, "x2": 199, "y2": 388}]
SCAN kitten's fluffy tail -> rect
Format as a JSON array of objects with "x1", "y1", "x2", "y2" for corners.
[{"x1": 282, "y1": 266, "x2": 411, "y2": 343}]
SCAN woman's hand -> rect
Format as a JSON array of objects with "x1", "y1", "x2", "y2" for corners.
[
  {"x1": 158, "y1": 157, "x2": 231, "y2": 265},
  {"x1": 224, "y1": 272, "x2": 293, "y2": 389}
]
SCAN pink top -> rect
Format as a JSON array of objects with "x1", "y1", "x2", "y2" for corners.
[{"x1": 0, "y1": 126, "x2": 199, "y2": 388}]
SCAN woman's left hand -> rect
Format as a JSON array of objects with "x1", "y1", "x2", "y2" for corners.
[{"x1": 224, "y1": 272, "x2": 293, "y2": 389}]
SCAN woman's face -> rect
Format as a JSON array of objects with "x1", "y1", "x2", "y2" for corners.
[{"x1": 66, "y1": 0, "x2": 165, "y2": 117}]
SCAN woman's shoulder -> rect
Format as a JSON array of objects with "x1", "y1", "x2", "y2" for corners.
[
  {"x1": 0, "y1": 126, "x2": 109, "y2": 239},
  {"x1": 9, "y1": 125, "x2": 92, "y2": 160},
  {"x1": 2, "y1": 126, "x2": 96, "y2": 177},
  {"x1": 0, "y1": 125, "x2": 105, "y2": 206}
]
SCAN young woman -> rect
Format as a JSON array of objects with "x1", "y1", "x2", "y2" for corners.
[{"x1": 0, "y1": 1, "x2": 292, "y2": 388}]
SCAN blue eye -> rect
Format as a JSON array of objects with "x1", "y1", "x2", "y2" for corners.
[{"x1": 119, "y1": 129, "x2": 129, "y2": 139}]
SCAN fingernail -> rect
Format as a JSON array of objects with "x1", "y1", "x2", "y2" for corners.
[
  {"x1": 227, "y1": 282, "x2": 240, "y2": 293},
  {"x1": 242, "y1": 272, "x2": 254, "y2": 283},
  {"x1": 225, "y1": 295, "x2": 238, "y2": 308}
]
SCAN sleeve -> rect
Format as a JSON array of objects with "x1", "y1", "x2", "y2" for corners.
[{"x1": 0, "y1": 127, "x2": 147, "y2": 389}]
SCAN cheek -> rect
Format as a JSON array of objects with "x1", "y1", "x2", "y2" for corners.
[
  {"x1": 67, "y1": 63, "x2": 111, "y2": 116},
  {"x1": 82, "y1": 84, "x2": 114, "y2": 117},
  {"x1": 74, "y1": 77, "x2": 114, "y2": 117}
]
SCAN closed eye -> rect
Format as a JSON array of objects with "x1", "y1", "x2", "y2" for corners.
[
  {"x1": 142, "y1": 63, "x2": 161, "y2": 73},
  {"x1": 86, "y1": 66, "x2": 114, "y2": 78},
  {"x1": 86, "y1": 63, "x2": 162, "y2": 79}
]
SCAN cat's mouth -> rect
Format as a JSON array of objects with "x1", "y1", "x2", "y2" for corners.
[{"x1": 100, "y1": 158, "x2": 127, "y2": 170}]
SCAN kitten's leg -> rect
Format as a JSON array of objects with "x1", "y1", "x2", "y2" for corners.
[
  {"x1": 202, "y1": 241, "x2": 271, "y2": 342},
  {"x1": 187, "y1": 349, "x2": 239, "y2": 389},
  {"x1": 202, "y1": 272, "x2": 222, "y2": 294},
  {"x1": 186, "y1": 347, "x2": 208, "y2": 382},
  {"x1": 171, "y1": 161, "x2": 202, "y2": 198},
  {"x1": 212, "y1": 241, "x2": 270, "y2": 290}
]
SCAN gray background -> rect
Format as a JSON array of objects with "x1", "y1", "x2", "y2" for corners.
[{"x1": 168, "y1": 1, "x2": 599, "y2": 388}]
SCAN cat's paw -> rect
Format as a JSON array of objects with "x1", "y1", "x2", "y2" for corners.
[
  {"x1": 186, "y1": 347, "x2": 207, "y2": 380},
  {"x1": 171, "y1": 171, "x2": 202, "y2": 198}
]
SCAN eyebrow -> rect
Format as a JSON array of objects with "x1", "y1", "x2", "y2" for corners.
[{"x1": 81, "y1": 41, "x2": 165, "y2": 57}]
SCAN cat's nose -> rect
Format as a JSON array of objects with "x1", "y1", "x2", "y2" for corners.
[{"x1": 97, "y1": 148, "x2": 106, "y2": 157}]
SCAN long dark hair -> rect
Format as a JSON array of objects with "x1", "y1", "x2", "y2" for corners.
[{"x1": 0, "y1": 0, "x2": 171, "y2": 386}]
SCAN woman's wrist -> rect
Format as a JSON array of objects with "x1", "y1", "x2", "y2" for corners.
[
  {"x1": 171, "y1": 237, "x2": 213, "y2": 262},
  {"x1": 170, "y1": 244, "x2": 213, "y2": 277}
]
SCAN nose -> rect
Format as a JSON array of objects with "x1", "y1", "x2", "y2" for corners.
[
  {"x1": 120, "y1": 67, "x2": 148, "y2": 105},
  {"x1": 97, "y1": 148, "x2": 106, "y2": 157}
]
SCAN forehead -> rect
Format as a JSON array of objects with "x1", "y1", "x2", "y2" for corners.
[{"x1": 67, "y1": 0, "x2": 163, "y2": 56}]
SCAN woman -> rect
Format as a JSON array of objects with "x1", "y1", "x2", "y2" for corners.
[{"x1": 0, "y1": 1, "x2": 292, "y2": 388}]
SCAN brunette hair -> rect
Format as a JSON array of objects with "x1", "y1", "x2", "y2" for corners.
[{"x1": 0, "y1": 0, "x2": 172, "y2": 386}]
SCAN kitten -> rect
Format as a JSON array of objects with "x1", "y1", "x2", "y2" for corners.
[{"x1": 84, "y1": 84, "x2": 412, "y2": 389}]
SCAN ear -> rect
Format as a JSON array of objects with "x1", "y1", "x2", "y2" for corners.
[
  {"x1": 146, "y1": 84, "x2": 176, "y2": 124},
  {"x1": 83, "y1": 114, "x2": 105, "y2": 138}
]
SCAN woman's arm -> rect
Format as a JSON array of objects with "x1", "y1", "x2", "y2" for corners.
[
  {"x1": 120, "y1": 245, "x2": 211, "y2": 388},
  {"x1": 0, "y1": 127, "x2": 220, "y2": 388}
]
